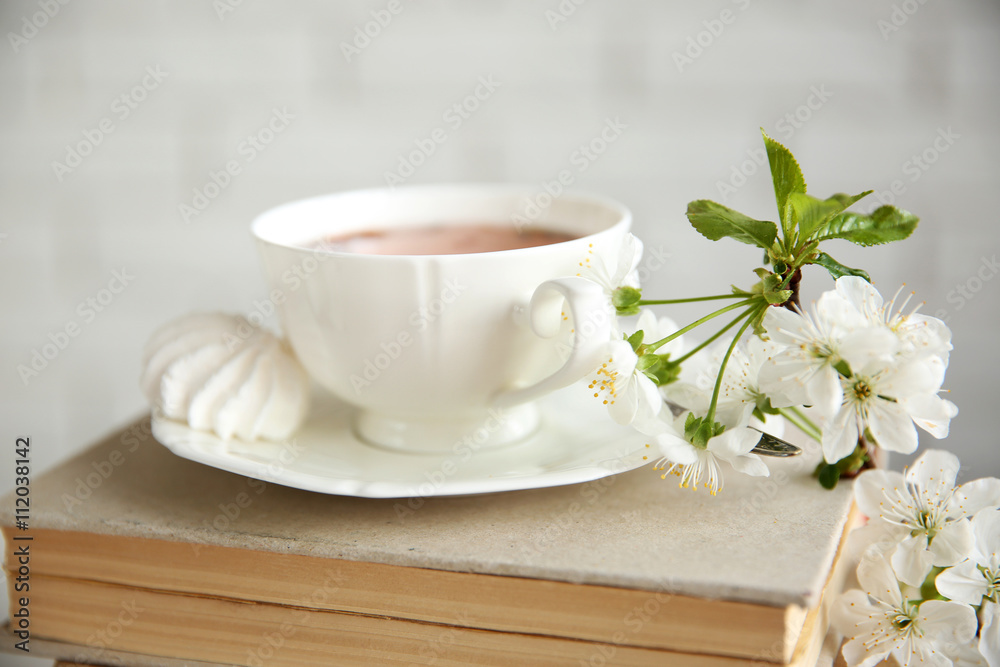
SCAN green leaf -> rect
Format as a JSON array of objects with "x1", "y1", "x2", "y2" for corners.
[
  {"x1": 816, "y1": 463, "x2": 841, "y2": 489},
  {"x1": 648, "y1": 356, "x2": 681, "y2": 386},
  {"x1": 761, "y1": 130, "x2": 807, "y2": 235},
  {"x1": 613, "y1": 286, "x2": 642, "y2": 316},
  {"x1": 635, "y1": 353, "x2": 659, "y2": 372},
  {"x1": 626, "y1": 329, "x2": 644, "y2": 350},
  {"x1": 686, "y1": 200, "x2": 778, "y2": 249},
  {"x1": 788, "y1": 190, "x2": 872, "y2": 241},
  {"x1": 755, "y1": 395, "x2": 780, "y2": 416},
  {"x1": 731, "y1": 285, "x2": 754, "y2": 297},
  {"x1": 810, "y1": 252, "x2": 871, "y2": 283},
  {"x1": 812, "y1": 205, "x2": 919, "y2": 247},
  {"x1": 764, "y1": 289, "x2": 793, "y2": 305}
]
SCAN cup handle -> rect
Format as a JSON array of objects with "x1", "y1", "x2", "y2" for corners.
[{"x1": 494, "y1": 277, "x2": 612, "y2": 408}]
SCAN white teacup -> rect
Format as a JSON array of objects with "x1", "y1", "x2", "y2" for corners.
[{"x1": 252, "y1": 184, "x2": 630, "y2": 452}]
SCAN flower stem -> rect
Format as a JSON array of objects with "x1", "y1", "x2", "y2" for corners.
[
  {"x1": 778, "y1": 407, "x2": 822, "y2": 443},
  {"x1": 789, "y1": 406, "x2": 821, "y2": 438},
  {"x1": 638, "y1": 294, "x2": 746, "y2": 305},
  {"x1": 645, "y1": 300, "x2": 754, "y2": 352},
  {"x1": 704, "y1": 310, "x2": 760, "y2": 426},
  {"x1": 672, "y1": 309, "x2": 752, "y2": 365}
]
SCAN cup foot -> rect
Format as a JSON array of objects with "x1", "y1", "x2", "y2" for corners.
[{"x1": 354, "y1": 404, "x2": 540, "y2": 454}]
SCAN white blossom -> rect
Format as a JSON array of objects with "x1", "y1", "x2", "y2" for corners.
[
  {"x1": 639, "y1": 410, "x2": 769, "y2": 496},
  {"x1": 758, "y1": 288, "x2": 896, "y2": 417},
  {"x1": 584, "y1": 338, "x2": 661, "y2": 427},
  {"x1": 578, "y1": 232, "x2": 643, "y2": 297},
  {"x1": 854, "y1": 450, "x2": 1000, "y2": 587},
  {"x1": 823, "y1": 360, "x2": 958, "y2": 462},
  {"x1": 833, "y1": 547, "x2": 978, "y2": 667},
  {"x1": 663, "y1": 335, "x2": 783, "y2": 433}
]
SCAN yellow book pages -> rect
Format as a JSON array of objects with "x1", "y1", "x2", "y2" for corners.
[
  {"x1": 17, "y1": 570, "x2": 841, "y2": 667},
  {"x1": 4, "y1": 526, "x2": 792, "y2": 659}
]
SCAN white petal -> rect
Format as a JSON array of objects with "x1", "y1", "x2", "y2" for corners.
[
  {"x1": 858, "y1": 548, "x2": 904, "y2": 607},
  {"x1": 831, "y1": 588, "x2": 878, "y2": 636},
  {"x1": 846, "y1": 523, "x2": 910, "y2": 563},
  {"x1": 713, "y1": 401, "x2": 754, "y2": 431},
  {"x1": 817, "y1": 288, "x2": 868, "y2": 330},
  {"x1": 979, "y1": 600, "x2": 1000, "y2": 667},
  {"x1": 907, "y1": 449, "x2": 961, "y2": 498},
  {"x1": 607, "y1": 389, "x2": 638, "y2": 425},
  {"x1": 840, "y1": 327, "x2": 898, "y2": 370},
  {"x1": 928, "y1": 519, "x2": 976, "y2": 568},
  {"x1": 630, "y1": 308, "x2": 658, "y2": 337},
  {"x1": 936, "y1": 560, "x2": 989, "y2": 606},
  {"x1": 880, "y1": 360, "x2": 939, "y2": 399},
  {"x1": 809, "y1": 364, "x2": 845, "y2": 418},
  {"x1": 900, "y1": 393, "x2": 958, "y2": 439},
  {"x1": 898, "y1": 643, "x2": 955, "y2": 667},
  {"x1": 867, "y1": 399, "x2": 919, "y2": 454},
  {"x1": 854, "y1": 469, "x2": 908, "y2": 524},
  {"x1": 612, "y1": 233, "x2": 643, "y2": 286},
  {"x1": 835, "y1": 275, "x2": 883, "y2": 315},
  {"x1": 947, "y1": 641, "x2": 989, "y2": 667},
  {"x1": 952, "y1": 478, "x2": 1000, "y2": 518},
  {"x1": 971, "y1": 508, "x2": 1000, "y2": 563},
  {"x1": 918, "y1": 599, "x2": 979, "y2": 647},
  {"x1": 823, "y1": 405, "x2": 860, "y2": 463},
  {"x1": 842, "y1": 618, "x2": 897, "y2": 667},
  {"x1": 708, "y1": 426, "x2": 760, "y2": 458},
  {"x1": 727, "y1": 452, "x2": 770, "y2": 477},
  {"x1": 653, "y1": 431, "x2": 699, "y2": 466},
  {"x1": 633, "y1": 373, "x2": 664, "y2": 424},
  {"x1": 653, "y1": 315, "x2": 685, "y2": 357},
  {"x1": 661, "y1": 381, "x2": 712, "y2": 415},
  {"x1": 631, "y1": 407, "x2": 673, "y2": 437},
  {"x1": 891, "y1": 533, "x2": 935, "y2": 588},
  {"x1": 833, "y1": 589, "x2": 899, "y2": 667},
  {"x1": 761, "y1": 306, "x2": 809, "y2": 346}
]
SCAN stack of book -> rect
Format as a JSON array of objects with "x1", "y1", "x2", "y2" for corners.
[{"x1": 2, "y1": 417, "x2": 856, "y2": 666}]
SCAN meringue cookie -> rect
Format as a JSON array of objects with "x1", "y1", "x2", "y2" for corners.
[{"x1": 141, "y1": 313, "x2": 310, "y2": 441}]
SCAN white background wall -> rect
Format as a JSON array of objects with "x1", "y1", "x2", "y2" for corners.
[{"x1": 1, "y1": 1, "x2": 998, "y2": 660}]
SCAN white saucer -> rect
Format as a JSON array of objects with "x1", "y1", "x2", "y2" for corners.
[{"x1": 151, "y1": 388, "x2": 653, "y2": 498}]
